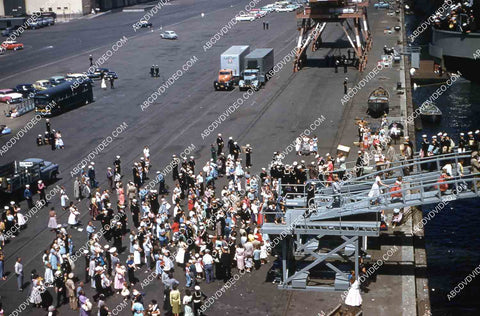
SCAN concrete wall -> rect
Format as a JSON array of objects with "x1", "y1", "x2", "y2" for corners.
[{"x1": 24, "y1": 0, "x2": 86, "y2": 16}]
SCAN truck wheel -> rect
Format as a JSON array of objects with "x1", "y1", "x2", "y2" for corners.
[
  {"x1": 50, "y1": 171, "x2": 58, "y2": 181},
  {"x1": 214, "y1": 83, "x2": 219, "y2": 91}
]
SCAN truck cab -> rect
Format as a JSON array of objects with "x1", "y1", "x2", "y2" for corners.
[
  {"x1": 239, "y1": 69, "x2": 261, "y2": 91},
  {"x1": 0, "y1": 158, "x2": 59, "y2": 194},
  {"x1": 214, "y1": 69, "x2": 235, "y2": 91}
]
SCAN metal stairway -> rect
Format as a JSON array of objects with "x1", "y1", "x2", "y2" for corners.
[{"x1": 261, "y1": 151, "x2": 480, "y2": 292}]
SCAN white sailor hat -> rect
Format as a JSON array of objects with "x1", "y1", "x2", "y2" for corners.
[
  {"x1": 10, "y1": 201, "x2": 15, "y2": 205},
  {"x1": 116, "y1": 155, "x2": 120, "y2": 159},
  {"x1": 104, "y1": 244, "x2": 110, "y2": 249},
  {"x1": 234, "y1": 141, "x2": 237, "y2": 145},
  {"x1": 38, "y1": 134, "x2": 42, "y2": 137},
  {"x1": 476, "y1": 130, "x2": 480, "y2": 134},
  {"x1": 156, "y1": 171, "x2": 161, "y2": 174},
  {"x1": 190, "y1": 156, "x2": 194, "y2": 159},
  {"x1": 38, "y1": 180, "x2": 42, "y2": 183},
  {"x1": 358, "y1": 150, "x2": 362, "y2": 154},
  {"x1": 422, "y1": 134, "x2": 427, "y2": 138},
  {"x1": 218, "y1": 133, "x2": 222, "y2": 136},
  {"x1": 468, "y1": 131, "x2": 473, "y2": 135},
  {"x1": 109, "y1": 247, "x2": 117, "y2": 253},
  {"x1": 26, "y1": 184, "x2": 30, "y2": 188},
  {"x1": 443, "y1": 133, "x2": 447, "y2": 137},
  {"x1": 405, "y1": 135, "x2": 409, "y2": 139},
  {"x1": 91, "y1": 162, "x2": 95, "y2": 165},
  {"x1": 460, "y1": 133, "x2": 465, "y2": 136},
  {"x1": 4, "y1": 206, "x2": 9, "y2": 210},
  {"x1": 437, "y1": 132, "x2": 443, "y2": 136},
  {"x1": 140, "y1": 157, "x2": 144, "y2": 160},
  {"x1": 83, "y1": 249, "x2": 89, "y2": 254},
  {"x1": 432, "y1": 136, "x2": 437, "y2": 139}
]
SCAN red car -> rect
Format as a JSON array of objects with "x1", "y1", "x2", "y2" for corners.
[{"x1": 1, "y1": 41, "x2": 24, "y2": 50}]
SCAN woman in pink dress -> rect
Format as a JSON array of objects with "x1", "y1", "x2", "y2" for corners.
[
  {"x1": 114, "y1": 263, "x2": 126, "y2": 294},
  {"x1": 235, "y1": 244, "x2": 245, "y2": 272},
  {"x1": 117, "y1": 183, "x2": 125, "y2": 206}
]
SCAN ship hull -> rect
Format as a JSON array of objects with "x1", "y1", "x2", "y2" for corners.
[{"x1": 429, "y1": 28, "x2": 480, "y2": 82}]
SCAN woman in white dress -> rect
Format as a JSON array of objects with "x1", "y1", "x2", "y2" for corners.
[
  {"x1": 29, "y1": 277, "x2": 44, "y2": 307},
  {"x1": 44, "y1": 263, "x2": 54, "y2": 286},
  {"x1": 133, "y1": 243, "x2": 142, "y2": 267},
  {"x1": 295, "y1": 137, "x2": 302, "y2": 155},
  {"x1": 15, "y1": 207, "x2": 26, "y2": 229},
  {"x1": 55, "y1": 131, "x2": 64, "y2": 149},
  {"x1": 48, "y1": 209, "x2": 57, "y2": 231},
  {"x1": 67, "y1": 205, "x2": 80, "y2": 228},
  {"x1": 368, "y1": 174, "x2": 389, "y2": 205},
  {"x1": 345, "y1": 278, "x2": 362, "y2": 307},
  {"x1": 183, "y1": 290, "x2": 194, "y2": 316}
]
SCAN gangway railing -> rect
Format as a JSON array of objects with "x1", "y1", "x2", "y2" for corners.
[{"x1": 282, "y1": 152, "x2": 473, "y2": 208}]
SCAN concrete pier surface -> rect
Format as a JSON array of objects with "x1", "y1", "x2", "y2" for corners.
[{"x1": 0, "y1": 0, "x2": 429, "y2": 315}]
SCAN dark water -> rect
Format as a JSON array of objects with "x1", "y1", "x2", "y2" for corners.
[{"x1": 406, "y1": 4, "x2": 480, "y2": 315}]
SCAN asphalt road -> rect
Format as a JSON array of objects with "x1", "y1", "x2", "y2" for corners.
[{"x1": 0, "y1": 0, "x2": 357, "y2": 314}]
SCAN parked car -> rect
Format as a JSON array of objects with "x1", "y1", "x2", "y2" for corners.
[
  {"x1": 0, "y1": 89, "x2": 23, "y2": 104},
  {"x1": 276, "y1": 6, "x2": 296, "y2": 12},
  {"x1": 260, "y1": 6, "x2": 275, "y2": 13},
  {"x1": 1, "y1": 40, "x2": 23, "y2": 50},
  {"x1": 44, "y1": 17, "x2": 55, "y2": 26},
  {"x1": 0, "y1": 125, "x2": 12, "y2": 136},
  {"x1": 235, "y1": 14, "x2": 256, "y2": 21},
  {"x1": 66, "y1": 73, "x2": 93, "y2": 84},
  {"x1": 49, "y1": 76, "x2": 66, "y2": 86},
  {"x1": 160, "y1": 31, "x2": 178, "y2": 39},
  {"x1": 374, "y1": 2, "x2": 391, "y2": 8},
  {"x1": 15, "y1": 84, "x2": 38, "y2": 98},
  {"x1": 33, "y1": 80, "x2": 53, "y2": 91},
  {"x1": 1, "y1": 27, "x2": 19, "y2": 37},
  {"x1": 37, "y1": 17, "x2": 49, "y2": 27},
  {"x1": 87, "y1": 68, "x2": 118, "y2": 80},
  {"x1": 138, "y1": 20, "x2": 152, "y2": 28},
  {"x1": 0, "y1": 47, "x2": 5, "y2": 55},
  {"x1": 28, "y1": 19, "x2": 40, "y2": 29}
]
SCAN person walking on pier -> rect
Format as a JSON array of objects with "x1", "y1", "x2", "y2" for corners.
[
  {"x1": 150, "y1": 65, "x2": 155, "y2": 77},
  {"x1": 155, "y1": 65, "x2": 160, "y2": 78},
  {"x1": 263, "y1": 21, "x2": 266, "y2": 30},
  {"x1": 335, "y1": 58, "x2": 339, "y2": 73},
  {"x1": 89, "y1": 55, "x2": 93, "y2": 66},
  {"x1": 343, "y1": 78, "x2": 348, "y2": 94},
  {"x1": 15, "y1": 257, "x2": 23, "y2": 291}
]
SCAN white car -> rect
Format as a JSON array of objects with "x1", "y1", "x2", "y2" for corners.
[
  {"x1": 160, "y1": 31, "x2": 178, "y2": 39},
  {"x1": 0, "y1": 92, "x2": 23, "y2": 104},
  {"x1": 235, "y1": 14, "x2": 256, "y2": 21},
  {"x1": 276, "y1": 6, "x2": 296, "y2": 12}
]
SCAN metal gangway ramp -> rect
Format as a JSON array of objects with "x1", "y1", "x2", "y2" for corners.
[{"x1": 261, "y1": 152, "x2": 480, "y2": 292}]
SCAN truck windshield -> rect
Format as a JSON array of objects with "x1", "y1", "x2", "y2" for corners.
[
  {"x1": 244, "y1": 70, "x2": 258, "y2": 75},
  {"x1": 35, "y1": 96, "x2": 50, "y2": 108},
  {"x1": 219, "y1": 71, "x2": 231, "y2": 75}
]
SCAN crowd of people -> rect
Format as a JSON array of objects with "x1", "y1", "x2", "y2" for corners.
[
  {"x1": 4, "y1": 111, "x2": 480, "y2": 315},
  {"x1": 433, "y1": 1, "x2": 477, "y2": 33},
  {"x1": 0, "y1": 131, "x2": 284, "y2": 315}
]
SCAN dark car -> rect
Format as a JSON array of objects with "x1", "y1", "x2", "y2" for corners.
[
  {"x1": 15, "y1": 84, "x2": 38, "y2": 98},
  {"x1": 1, "y1": 27, "x2": 18, "y2": 37},
  {"x1": 87, "y1": 68, "x2": 118, "y2": 80}
]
